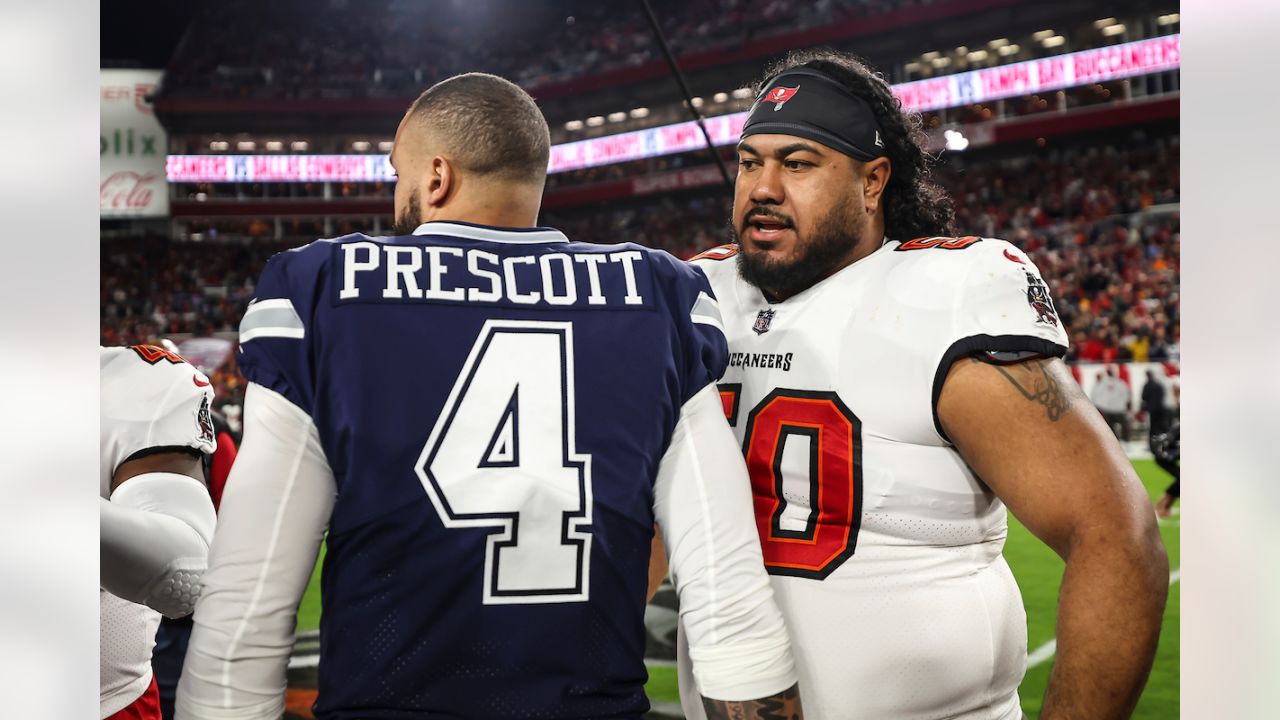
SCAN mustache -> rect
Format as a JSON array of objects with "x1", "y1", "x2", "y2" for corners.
[{"x1": 741, "y1": 206, "x2": 795, "y2": 231}]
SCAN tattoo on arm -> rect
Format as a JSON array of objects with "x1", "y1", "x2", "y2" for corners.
[
  {"x1": 971, "y1": 356, "x2": 1071, "y2": 422},
  {"x1": 702, "y1": 684, "x2": 803, "y2": 720}
]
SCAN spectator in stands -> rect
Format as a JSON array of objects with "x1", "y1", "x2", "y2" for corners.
[{"x1": 1090, "y1": 366, "x2": 1132, "y2": 441}]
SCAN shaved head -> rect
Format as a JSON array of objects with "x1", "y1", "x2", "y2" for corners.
[{"x1": 401, "y1": 72, "x2": 550, "y2": 184}]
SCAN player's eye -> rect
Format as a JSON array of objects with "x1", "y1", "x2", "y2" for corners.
[
  {"x1": 784, "y1": 159, "x2": 810, "y2": 170},
  {"x1": 738, "y1": 158, "x2": 760, "y2": 170}
]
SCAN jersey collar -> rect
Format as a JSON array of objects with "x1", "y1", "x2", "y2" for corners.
[{"x1": 411, "y1": 221, "x2": 569, "y2": 245}]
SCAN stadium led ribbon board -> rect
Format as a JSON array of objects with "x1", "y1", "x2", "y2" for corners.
[{"x1": 167, "y1": 34, "x2": 1179, "y2": 184}]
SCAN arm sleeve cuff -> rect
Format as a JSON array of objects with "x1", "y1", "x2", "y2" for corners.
[{"x1": 688, "y1": 633, "x2": 798, "y2": 702}]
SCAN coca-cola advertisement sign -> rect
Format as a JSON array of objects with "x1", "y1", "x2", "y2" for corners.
[
  {"x1": 101, "y1": 69, "x2": 168, "y2": 217},
  {"x1": 100, "y1": 172, "x2": 159, "y2": 211}
]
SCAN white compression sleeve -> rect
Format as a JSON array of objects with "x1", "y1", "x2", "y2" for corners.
[
  {"x1": 176, "y1": 383, "x2": 336, "y2": 720},
  {"x1": 654, "y1": 382, "x2": 797, "y2": 702},
  {"x1": 100, "y1": 471, "x2": 217, "y2": 618}
]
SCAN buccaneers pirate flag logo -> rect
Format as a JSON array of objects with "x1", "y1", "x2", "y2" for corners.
[
  {"x1": 1025, "y1": 272, "x2": 1060, "y2": 327},
  {"x1": 762, "y1": 85, "x2": 799, "y2": 111}
]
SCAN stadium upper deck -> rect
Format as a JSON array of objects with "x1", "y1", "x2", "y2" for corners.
[{"x1": 154, "y1": 0, "x2": 1179, "y2": 139}]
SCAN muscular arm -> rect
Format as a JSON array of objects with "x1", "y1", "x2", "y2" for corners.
[{"x1": 939, "y1": 357, "x2": 1168, "y2": 720}]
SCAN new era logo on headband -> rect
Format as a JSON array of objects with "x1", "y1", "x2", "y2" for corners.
[{"x1": 763, "y1": 85, "x2": 799, "y2": 111}]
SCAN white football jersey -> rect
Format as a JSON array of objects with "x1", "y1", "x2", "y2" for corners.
[
  {"x1": 678, "y1": 237, "x2": 1068, "y2": 720},
  {"x1": 100, "y1": 345, "x2": 215, "y2": 718}
]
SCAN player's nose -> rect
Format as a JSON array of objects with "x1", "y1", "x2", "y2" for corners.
[{"x1": 746, "y1": 163, "x2": 784, "y2": 206}]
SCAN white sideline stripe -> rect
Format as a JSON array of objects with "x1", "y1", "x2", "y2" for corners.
[
  {"x1": 288, "y1": 654, "x2": 320, "y2": 669},
  {"x1": 1026, "y1": 567, "x2": 1180, "y2": 669}
]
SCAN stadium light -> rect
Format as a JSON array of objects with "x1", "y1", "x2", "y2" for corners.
[
  {"x1": 713, "y1": 92, "x2": 729, "y2": 103},
  {"x1": 943, "y1": 129, "x2": 969, "y2": 151},
  {"x1": 629, "y1": 107, "x2": 650, "y2": 119},
  {"x1": 931, "y1": 56, "x2": 952, "y2": 68},
  {"x1": 351, "y1": 141, "x2": 371, "y2": 152},
  {"x1": 209, "y1": 141, "x2": 229, "y2": 151},
  {"x1": 290, "y1": 140, "x2": 309, "y2": 151},
  {"x1": 690, "y1": 97, "x2": 704, "y2": 107},
  {"x1": 1042, "y1": 35, "x2": 1066, "y2": 48},
  {"x1": 564, "y1": 120, "x2": 584, "y2": 131},
  {"x1": 967, "y1": 49, "x2": 989, "y2": 62},
  {"x1": 1102, "y1": 24, "x2": 1126, "y2": 36},
  {"x1": 998, "y1": 44, "x2": 1021, "y2": 56},
  {"x1": 987, "y1": 38, "x2": 1009, "y2": 48},
  {"x1": 236, "y1": 140, "x2": 255, "y2": 151},
  {"x1": 921, "y1": 51, "x2": 940, "y2": 61},
  {"x1": 1157, "y1": 13, "x2": 1180, "y2": 25},
  {"x1": 607, "y1": 111, "x2": 627, "y2": 123},
  {"x1": 954, "y1": 46, "x2": 968, "y2": 55},
  {"x1": 905, "y1": 62, "x2": 923, "y2": 73},
  {"x1": 377, "y1": 141, "x2": 393, "y2": 152},
  {"x1": 265, "y1": 141, "x2": 284, "y2": 152},
  {"x1": 1093, "y1": 17, "x2": 1118, "y2": 29},
  {"x1": 732, "y1": 87, "x2": 753, "y2": 99},
  {"x1": 1032, "y1": 30, "x2": 1056, "y2": 41},
  {"x1": 586, "y1": 116, "x2": 605, "y2": 127}
]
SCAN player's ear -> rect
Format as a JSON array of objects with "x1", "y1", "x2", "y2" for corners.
[
  {"x1": 425, "y1": 155, "x2": 453, "y2": 207},
  {"x1": 861, "y1": 156, "x2": 891, "y2": 215}
]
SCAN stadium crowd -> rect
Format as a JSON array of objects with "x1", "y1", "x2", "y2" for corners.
[
  {"x1": 103, "y1": 136, "x2": 1179, "y2": 416},
  {"x1": 942, "y1": 136, "x2": 1180, "y2": 363},
  {"x1": 162, "y1": 0, "x2": 923, "y2": 98}
]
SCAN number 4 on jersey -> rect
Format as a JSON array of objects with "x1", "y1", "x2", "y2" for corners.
[{"x1": 417, "y1": 320, "x2": 593, "y2": 605}]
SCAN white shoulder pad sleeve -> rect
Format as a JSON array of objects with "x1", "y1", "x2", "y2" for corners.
[
  {"x1": 924, "y1": 239, "x2": 1071, "y2": 441},
  {"x1": 950, "y1": 239, "x2": 1071, "y2": 351},
  {"x1": 101, "y1": 346, "x2": 217, "y2": 489}
]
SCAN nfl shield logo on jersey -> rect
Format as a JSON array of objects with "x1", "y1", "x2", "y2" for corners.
[{"x1": 753, "y1": 309, "x2": 776, "y2": 335}]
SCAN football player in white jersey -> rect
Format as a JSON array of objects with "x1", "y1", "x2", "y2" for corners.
[
  {"x1": 674, "y1": 50, "x2": 1168, "y2": 720},
  {"x1": 100, "y1": 345, "x2": 218, "y2": 720}
]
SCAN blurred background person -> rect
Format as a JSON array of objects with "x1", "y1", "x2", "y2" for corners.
[{"x1": 1090, "y1": 365, "x2": 1132, "y2": 440}]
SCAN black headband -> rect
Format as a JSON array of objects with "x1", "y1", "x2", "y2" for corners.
[{"x1": 741, "y1": 68, "x2": 887, "y2": 162}]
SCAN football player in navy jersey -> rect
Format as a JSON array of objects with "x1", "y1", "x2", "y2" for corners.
[{"x1": 177, "y1": 73, "x2": 802, "y2": 720}]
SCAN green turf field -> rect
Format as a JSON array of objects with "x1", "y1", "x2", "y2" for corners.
[{"x1": 294, "y1": 459, "x2": 1179, "y2": 718}]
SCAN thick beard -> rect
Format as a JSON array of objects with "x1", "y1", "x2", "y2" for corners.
[
  {"x1": 391, "y1": 188, "x2": 423, "y2": 236},
  {"x1": 734, "y1": 195, "x2": 863, "y2": 299}
]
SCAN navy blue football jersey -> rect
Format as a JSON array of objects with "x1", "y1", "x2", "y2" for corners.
[{"x1": 236, "y1": 221, "x2": 727, "y2": 719}]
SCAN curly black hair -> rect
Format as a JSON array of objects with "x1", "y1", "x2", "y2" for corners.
[{"x1": 754, "y1": 48, "x2": 956, "y2": 240}]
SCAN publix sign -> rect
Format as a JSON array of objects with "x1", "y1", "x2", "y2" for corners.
[{"x1": 101, "y1": 69, "x2": 168, "y2": 217}]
